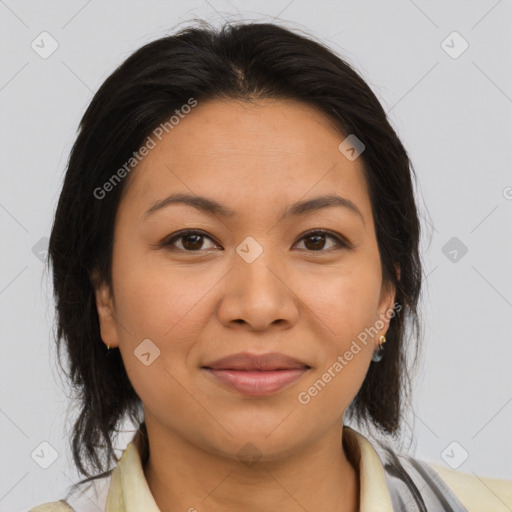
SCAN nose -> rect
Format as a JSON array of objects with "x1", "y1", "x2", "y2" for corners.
[{"x1": 216, "y1": 250, "x2": 300, "y2": 332}]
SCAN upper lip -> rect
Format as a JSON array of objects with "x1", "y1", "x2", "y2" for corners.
[{"x1": 202, "y1": 352, "x2": 311, "y2": 371}]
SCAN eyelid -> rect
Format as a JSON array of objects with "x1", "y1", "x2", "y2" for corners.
[
  {"x1": 161, "y1": 228, "x2": 352, "y2": 252},
  {"x1": 162, "y1": 229, "x2": 221, "y2": 250},
  {"x1": 294, "y1": 229, "x2": 351, "y2": 250}
]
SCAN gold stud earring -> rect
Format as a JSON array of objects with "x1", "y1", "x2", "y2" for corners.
[{"x1": 372, "y1": 334, "x2": 387, "y2": 363}]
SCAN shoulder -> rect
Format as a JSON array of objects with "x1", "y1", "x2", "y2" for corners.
[
  {"x1": 428, "y1": 462, "x2": 512, "y2": 512},
  {"x1": 27, "y1": 472, "x2": 112, "y2": 512},
  {"x1": 363, "y1": 431, "x2": 511, "y2": 512},
  {"x1": 28, "y1": 500, "x2": 74, "y2": 512}
]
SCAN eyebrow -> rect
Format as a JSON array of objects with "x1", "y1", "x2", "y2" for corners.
[{"x1": 143, "y1": 192, "x2": 365, "y2": 225}]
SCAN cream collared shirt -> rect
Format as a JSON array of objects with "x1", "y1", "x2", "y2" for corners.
[{"x1": 30, "y1": 426, "x2": 512, "y2": 512}]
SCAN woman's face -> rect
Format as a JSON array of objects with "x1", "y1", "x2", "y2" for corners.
[{"x1": 95, "y1": 98, "x2": 396, "y2": 461}]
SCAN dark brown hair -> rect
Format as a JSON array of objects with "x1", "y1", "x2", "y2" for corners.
[{"x1": 47, "y1": 20, "x2": 424, "y2": 489}]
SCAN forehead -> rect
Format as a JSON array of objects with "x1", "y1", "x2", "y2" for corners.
[{"x1": 119, "y1": 98, "x2": 371, "y2": 220}]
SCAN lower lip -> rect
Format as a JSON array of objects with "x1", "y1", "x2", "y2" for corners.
[{"x1": 203, "y1": 368, "x2": 309, "y2": 397}]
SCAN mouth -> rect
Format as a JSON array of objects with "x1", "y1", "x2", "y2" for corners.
[
  {"x1": 201, "y1": 352, "x2": 311, "y2": 397},
  {"x1": 202, "y1": 368, "x2": 311, "y2": 397}
]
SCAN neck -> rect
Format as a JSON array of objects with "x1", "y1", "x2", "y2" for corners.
[{"x1": 142, "y1": 422, "x2": 360, "y2": 512}]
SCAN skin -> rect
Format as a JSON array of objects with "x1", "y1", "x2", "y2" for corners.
[{"x1": 94, "y1": 98, "x2": 397, "y2": 512}]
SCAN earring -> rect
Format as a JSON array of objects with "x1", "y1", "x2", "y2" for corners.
[
  {"x1": 371, "y1": 334, "x2": 386, "y2": 363},
  {"x1": 105, "y1": 343, "x2": 112, "y2": 358}
]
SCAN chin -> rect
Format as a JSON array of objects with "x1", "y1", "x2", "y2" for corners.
[{"x1": 202, "y1": 421, "x2": 307, "y2": 463}]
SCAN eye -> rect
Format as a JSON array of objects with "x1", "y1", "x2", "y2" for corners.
[
  {"x1": 294, "y1": 229, "x2": 350, "y2": 252},
  {"x1": 162, "y1": 230, "x2": 220, "y2": 252},
  {"x1": 161, "y1": 229, "x2": 350, "y2": 253}
]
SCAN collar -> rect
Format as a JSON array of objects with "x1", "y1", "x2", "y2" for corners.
[{"x1": 105, "y1": 426, "x2": 394, "y2": 512}]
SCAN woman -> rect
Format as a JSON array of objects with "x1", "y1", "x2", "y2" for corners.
[{"x1": 30, "y1": 21, "x2": 511, "y2": 512}]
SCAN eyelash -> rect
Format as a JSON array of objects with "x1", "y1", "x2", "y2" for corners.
[{"x1": 161, "y1": 229, "x2": 351, "y2": 253}]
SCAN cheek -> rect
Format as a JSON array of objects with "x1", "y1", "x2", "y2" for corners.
[
  {"x1": 111, "y1": 255, "x2": 227, "y2": 402},
  {"x1": 112, "y1": 251, "x2": 215, "y2": 339},
  {"x1": 302, "y1": 263, "x2": 382, "y2": 344},
  {"x1": 296, "y1": 273, "x2": 378, "y2": 413},
  {"x1": 111, "y1": 262, "x2": 213, "y2": 414}
]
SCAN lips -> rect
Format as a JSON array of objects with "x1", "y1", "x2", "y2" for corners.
[
  {"x1": 201, "y1": 352, "x2": 311, "y2": 397},
  {"x1": 202, "y1": 352, "x2": 311, "y2": 371}
]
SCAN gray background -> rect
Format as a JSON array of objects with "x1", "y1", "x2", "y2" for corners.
[{"x1": 1, "y1": 0, "x2": 511, "y2": 510}]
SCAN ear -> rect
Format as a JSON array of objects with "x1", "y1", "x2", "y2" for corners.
[
  {"x1": 377, "y1": 263, "x2": 401, "y2": 333},
  {"x1": 90, "y1": 269, "x2": 119, "y2": 349}
]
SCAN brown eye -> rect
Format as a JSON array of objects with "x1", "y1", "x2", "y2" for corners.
[
  {"x1": 161, "y1": 229, "x2": 350, "y2": 253},
  {"x1": 295, "y1": 230, "x2": 349, "y2": 252},
  {"x1": 181, "y1": 233, "x2": 205, "y2": 250},
  {"x1": 163, "y1": 230, "x2": 219, "y2": 252}
]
